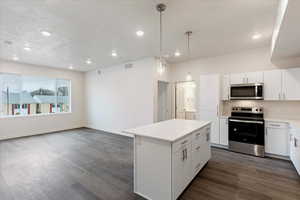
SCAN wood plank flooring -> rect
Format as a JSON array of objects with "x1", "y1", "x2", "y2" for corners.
[{"x1": 0, "y1": 128, "x2": 299, "y2": 200}]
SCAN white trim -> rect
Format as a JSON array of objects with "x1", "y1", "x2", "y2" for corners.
[
  {"x1": 0, "y1": 125, "x2": 84, "y2": 141},
  {"x1": 134, "y1": 191, "x2": 152, "y2": 200},
  {"x1": 0, "y1": 112, "x2": 72, "y2": 119},
  {"x1": 85, "y1": 125, "x2": 134, "y2": 138}
]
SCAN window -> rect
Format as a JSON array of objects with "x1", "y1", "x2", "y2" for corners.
[{"x1": 0, "y1": 73, "x2": 71, "y2": 117}]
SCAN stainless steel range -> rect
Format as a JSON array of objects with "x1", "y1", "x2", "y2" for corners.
[{"x1": 228, "y1": 106, "x2": 265, "y2": 157}]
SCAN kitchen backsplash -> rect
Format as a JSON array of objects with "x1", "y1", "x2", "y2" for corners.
[{"x1": 222, "y1": 100, "x2": 300, "y2": 120}]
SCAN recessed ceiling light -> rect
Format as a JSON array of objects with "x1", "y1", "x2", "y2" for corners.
[
  {"x1": 41, "y1": 31, "x2": 51, "y2": 37},
  {"x1": 174, "y1": 51, "x2": 181, "y2": 57},
  {"x1": 69, "y1": 65, "x2": 73, "y2": 70},
  {"x1": 252, "y1": 33, "x2": 262, "y2": 40},
  {"x1": 12, "y1": 55, "x2": 19, "y2": 61},
  {"x1": 86, "y1": 59, "x2": 92, "y2": 64},
  {"x1": 186, "y1": 73, "x2": 192, "y2": 81},
  {"x1": 136, "y1": 30, "x2": 144, "y2": 37},
  {"x1": 111, "y1": 51, "x2": 118, "y2": 57},
  {"x1": 24, "y1": 46, "x2": 31, "y2": 51}
]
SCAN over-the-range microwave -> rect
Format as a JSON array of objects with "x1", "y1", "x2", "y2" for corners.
[{"x1": 230, "y1": 83, "x2": 263, "y2": 100}]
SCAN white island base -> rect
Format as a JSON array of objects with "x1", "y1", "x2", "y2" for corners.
[{"x1": 125, "y1": 119, "x2": 212, "y2": 200}]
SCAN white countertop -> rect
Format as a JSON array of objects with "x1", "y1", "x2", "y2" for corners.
[
  {"x1": 265, "y1": 118, "x2": 300, "y2": 127},
  {"x1": 265, "y1": 118, "x2": 300, "y2": 138},
  {"x1": 124, "y1": 119, "x2": 211, "y2": 142}
]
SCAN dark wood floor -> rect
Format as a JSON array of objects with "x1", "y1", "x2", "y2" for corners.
[{"x1": 0, "y1": 128, "x2": 299, "y2": 200}]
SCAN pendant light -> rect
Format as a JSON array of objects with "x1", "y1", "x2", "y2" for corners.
[
  {"x1": 185, "y1": 31, "x2": 192, "y2": 81},
  {"x1": 156, "y1": 3, "x2": 166, "y2": 74}
]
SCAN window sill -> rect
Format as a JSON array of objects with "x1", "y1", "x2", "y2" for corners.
[{"x1": 0, "y1": 112, "x2": 72, "y2": 119}]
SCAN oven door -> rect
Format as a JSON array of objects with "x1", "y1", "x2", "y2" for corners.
[
  {"x1": 230, "y1": 83, "x2": 263, "y2": 100},
  {"x1": 229, "y1": 118, "x2": 264, "y2": 145}
]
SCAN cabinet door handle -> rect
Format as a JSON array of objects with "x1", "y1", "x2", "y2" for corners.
[
  {"x1": 196, "y1": 146, "x2": 200, "y2": 150},
  {"x1": 183, "y1": 149, "x2": 187, "y2": 160},
  {"x1": 182, "y1": 149, "x2": 185, "y2": 161},
  {"x1": 295, "y1": 138, "x2": 298, "y2": 147},
  {"x1": 206, "y1": 132, "x2": 210, "y2": 141},
  {"x1": 181, "y1": 140, "x2": 188, "y2": 145}
]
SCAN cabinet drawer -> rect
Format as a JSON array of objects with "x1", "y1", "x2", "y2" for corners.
[
  {"x1": 173, "y1": 135, "x2": 191, "y2": 153},
  {"x1": 192, "y1": 126, "x2": 210, "y2": 146},
  {"x1": 266, "y1": 121, "x2": 288, "y2": 129}
]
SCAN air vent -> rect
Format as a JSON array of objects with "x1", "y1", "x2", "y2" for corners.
[{"x1": 124, "y1": 63, "x2": 133, "y2": 69}]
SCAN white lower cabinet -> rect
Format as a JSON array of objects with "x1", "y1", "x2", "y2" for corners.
[
  {"x1": 219, "y1": 117, "x2": 229, "y2": 146},
  {"x1": 265, "y1": 122, "x2": 289, "y2": 156},
  {"x1": 133, "y1": 123, "x2": 212, "y2": 200},
  {"x1": 172, "y1": 126, "x2": 211, "y2": 200},
  {"x1": 172, "y1": 144, "x2": 191, "y2": 199},
  {"x1": 290, "y1": 128, "x2": 300, "y2": 175}
]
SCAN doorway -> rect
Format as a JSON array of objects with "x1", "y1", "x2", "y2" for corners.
[
  {"x1": 175, "y1": 81, "x2": 197, "y2": 120},
  {"x1": 157, "y1": 81, "x2": 172, "y2": 122}
]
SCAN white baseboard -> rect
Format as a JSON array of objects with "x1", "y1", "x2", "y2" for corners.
[{"x1": 85, "y1": 125, "x2": 133, "y2": 138}]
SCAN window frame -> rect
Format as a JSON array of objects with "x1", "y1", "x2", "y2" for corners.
[{"x1": 0, "y1": 72, "x2": 72, "y2": 118}]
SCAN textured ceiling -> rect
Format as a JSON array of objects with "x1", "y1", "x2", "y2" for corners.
[{"x1": 0, "y1": 0, "x2": 278, "y2": 71}]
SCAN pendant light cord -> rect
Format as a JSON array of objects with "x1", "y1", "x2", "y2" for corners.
[
  {"x1": 160, "y1": 10, "x2": 162, "y2": 61},
  {"x1": 186, "y1": 31, "x2": 192, "y2": 59},
  {"x1": 156, "y1": 4, "x2": 166, "y2": 63}
]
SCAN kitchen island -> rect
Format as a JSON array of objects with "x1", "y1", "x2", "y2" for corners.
[{"x1": 124, "y1": 119, "x2": 211, "y2": 200}]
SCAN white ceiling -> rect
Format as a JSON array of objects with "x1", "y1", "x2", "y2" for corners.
[
  {"x1": 0, "y1": 0, "x2": 279, "y2": 71},
  {"x1": 271, "y1": 0, "x2": 300, "y2": 62}
]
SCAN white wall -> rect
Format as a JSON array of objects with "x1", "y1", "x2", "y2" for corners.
[
  {"x1": 0, "y1": 60, "x2": 85, "y2": 140},
  {"x1": 85, "y1": 57, "x2": 169, "y2": 134},
  {"x1": 171, "y1": 47, "x2": 279, "y2": 82},
  {"x1": 171, "y1": 47, "x2": 300, "y2": 120}
]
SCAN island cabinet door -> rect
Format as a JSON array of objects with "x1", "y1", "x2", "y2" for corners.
[{"x1": 172, "y1": 143, "x2": 192, "y2": 200}]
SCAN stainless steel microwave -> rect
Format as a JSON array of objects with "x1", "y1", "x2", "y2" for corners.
[{"x1": 230, "y1": 83, "x2": 263, "y2": 100}]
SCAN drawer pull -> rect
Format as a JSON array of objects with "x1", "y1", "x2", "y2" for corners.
[
  {"x1": 195, "y1": 132, "x2": 201, "y2": 137},
  {"x1": 181, "y1": 140, "x2": 188, "y2": 145},
  {"x1": 206, "y1": 133, "x2": 210, "y2": 142},
  {"x1": 196, "y1": 146, "x2": 200, "y2": 150},
  {"x1": 269, "y1": 124, "x2": 281, "y2": 127}
]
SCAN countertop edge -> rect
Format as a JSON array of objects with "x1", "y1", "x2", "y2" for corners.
[{"x1": 123, "y1": 121, "x2": 212, "y2": 142}]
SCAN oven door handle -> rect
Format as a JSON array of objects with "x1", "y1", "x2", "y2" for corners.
[{"x1": 229, "y1": 119, "x2": 264, "y2": 124}]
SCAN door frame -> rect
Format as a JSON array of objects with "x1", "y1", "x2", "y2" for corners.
[{"x1": 174, "y1": 80, "x2": 197, "y2": 119}]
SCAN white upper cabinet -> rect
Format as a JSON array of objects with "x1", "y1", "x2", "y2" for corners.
[
  {"x1": 282, "y1": 68, "x2": 300, "y2": 100},
  {"x1": 230, "y1": 72, "x2": 263, "y2": 84},
  {"x1": 221, "y1": 74, "x2": 230, "y2": 100},
  {"x1": 230, "y1": 73, "x2": 245, "y2": 84},
  {"x1": 246, "y1": 72, "x2": 264, "y2": 83},
  {"x1": 263, "y1": 70, "x2": 283, "y2": 100}
]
